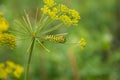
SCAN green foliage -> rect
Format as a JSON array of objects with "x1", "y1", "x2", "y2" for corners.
[{"x1": 0, "y1": 0, "x2": 119, "y2": 80}]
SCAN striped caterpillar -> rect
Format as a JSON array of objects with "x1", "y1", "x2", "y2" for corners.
[{"x1": 44, "y1": 35, "x2": 66, "y2": 43}]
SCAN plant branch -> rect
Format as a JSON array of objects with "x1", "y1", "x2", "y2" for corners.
[
  {"x1": 36, "y1": 39, "x2": 50, "y2": 52},
  {"x1": 43, "y1": 23, "x2": 63, "y2": 34},
  {"x1": 26, "y1": 38, "x2": 35, "y2": 80}
]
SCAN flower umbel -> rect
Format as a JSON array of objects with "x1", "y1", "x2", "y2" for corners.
[
  {"x1": 41, "y1": 1, "x2": 80, "y2": 26},
  {"x1": 0, "y1": 12, "x2": 16, "y2": 49},
  {"x1": 0, "y1": 61, "x2": 24, "y2": 79}
]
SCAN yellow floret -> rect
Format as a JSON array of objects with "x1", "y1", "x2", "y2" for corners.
[
  {"x1": 6, "y1": 61, "x2": 16, "y2": 69},
  {"x1": 0, "y1": 61, "x2": 24, "y2": 79},
  {"x1": 0, "y1": 17, "x2": 9, "y2": 32},
  {"x1": 0, "y1": 33, "x2": 16, "y2": 49},
  {"x1": 78, "y1": 38, "x2": 86, "y2": 49},
  {"x1": 69, "y1": 9, "x2": 80, "y2": 19},
  {"x1": 48, "y1": 10, "x2": 58, "y2": 20},
  {"x1": 5, "y1": 65, "x2": 14, "y2": 74},
  {"x1": 41, "y1": 5, "x2": 50, "y2": 14},
  {"x1": 52, "y1": 7, "x2": 60, "y2": 14},
  {"x1": 0, "y1": 63, "x2": 5, "y2": 68},
  {"x1": 0, "y1": 63, "x2": 8, "y2": 79},
  {"x1": 59, "y1": 4, "x2": 69, "y2": 13},
  {"x1": 59, "y1": 15, "x2": 72, "y2": 26},
  {"x1": 43, "y1": 0, "x2": 56, "y2": 7},
  {"x1": 0, "y1": 69, "x2": 8, "y2": 79},
  {"x1": 41, "y1": 0, "x2": 80, "y2": 26},
  {"x1": 13, "y1": 65, "x2": 24, "y2": 78}
]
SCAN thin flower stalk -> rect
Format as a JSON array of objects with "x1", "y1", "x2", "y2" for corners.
[{"x1": 26, "y1": 38, "x2": 35, "y2": 80}]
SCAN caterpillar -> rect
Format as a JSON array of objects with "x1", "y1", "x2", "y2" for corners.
[{"x1": 44, "y1": 35, "x2": 66, "y2": 43}]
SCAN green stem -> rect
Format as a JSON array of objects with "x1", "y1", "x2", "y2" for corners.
[
  {"x1": 35, "y1": 14, "x2": 45, "y2": 34},
  {"x1": 43, "y1": 23, "x2": 63, "y2": 34},
  {"x1": 36, "y1": 39, "x2": 50, "y2": 52},
  {"x1": 24, "y1": 10, "x2": 33, "y2": 32},
  {"x1": 35, "y1": 8, "x2": 39, "y2": 25},
  {"x1": 38, "y1": 14, "x2": 45, "y2": 26},
  {"x1": 9, "y1": 29, "x2": 30, "y2": 37},
  {"x1": 26, "y1": 38, "x2": 35, "y2": 80},
  {"x1": 26, "y1": 14, "x2": 33, "y2": 32},
  {"x1": 14, "y1": 20, "x2": 29, "y2": 33},
  {"x1": 36, "y1": 16, "x2": 49, "y2": 33},
  {"x1": 16, "y1": 37, "x2": 30, "y2": 41},
  {"x1": 40, "y1": 18, "x2": 53, "y2": 32},
  {"x1": 22, "y1": 16, "x2": 32, "y2": 34}
]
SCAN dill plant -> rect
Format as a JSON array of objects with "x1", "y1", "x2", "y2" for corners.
[
  {"x1": 11, "y1": 0, "x2": 86, "y2": 80},
  {"x1": 0, "y1": 12, "x2": 16, "y2": 49}
]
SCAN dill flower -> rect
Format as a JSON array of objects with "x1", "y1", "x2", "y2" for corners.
[
  {"x1": 48, "y1": 10, "x2": 59, "y2": 20},
  {"x1": 0, "y1": 61, "x2": 24, "y2": 79},
  {"x1": 59, "y1": 4, "x2": 69, "y2": 13},
  {"x1": 78, "y1": 38, "x2": 86, "y2": 49},
  {"x1": 0, "y1": 17, "x2": 9, "y2": 33},
  {"x1": 5, "y1": 66, "x2": 13, "y2": 74},
  {"x1": 43, "y1": 0, "x2": 56, "y2": 7},
  {"x1": 5, "y1": 61, "x2": 16, "y2": 74},
  {"x1": 59, "y1": 15, "x2": 72, "y2": 26},
  {"x1": 0, "y1": 33, "x2": 16, "y2": 49},
  {"x1": 0, "y1": 63, "x2": 5, "y2": 68},
  {"x1": 0, "y1": 63, "x2": 8, "y2": 79},
  {"x1": 41, "y1": 0, "x2": 80, "y2": 26},
  {"x1": 6, "y1": 61, "x2": 16, "y2": 68},
  {"x1": 6, "y1": 61, "x2": 24, "y2": 78},
  {"x1": 13, "y1": 65, "x2": 24, "y2": 78},
  {"x1": 0, "y1": 13, "x2": 16, "y2": 50},
  {"x1": 41, "y1": 5, "x2": 50, "y2": 14},
  {"x1": 0, "y1": 69, "x2": 8, "y2": 79}
]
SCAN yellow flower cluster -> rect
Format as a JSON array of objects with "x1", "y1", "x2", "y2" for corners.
[
  {"x1": 78, "y1": 38, "x2": 86, "y2": 49},
  {"x1": 41, "y1": 0, "x2": 80, "y2": 26},
  {"x1": 0, "y1": 12, "x2": 16, "y2": 49},
  {"x1": 0, "y1": 63, "x2": 7, "y2": 79},
  {"x1": 0, "y1": 14, "x2": 9, "y2": 33},
  {"x1": 0, "y1": 61, "x2": 24, "y2": 79},
  {"x1": 43, "y1": 0, "x2": 56, "y2": 7},
  {"x1": 0, "y1": 33, "x2": 16, "y2": 49}
]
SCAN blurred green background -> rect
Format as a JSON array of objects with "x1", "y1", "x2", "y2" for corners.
[{"x1": 0, "y1": 0, "x2": 120, "y2": 80}]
